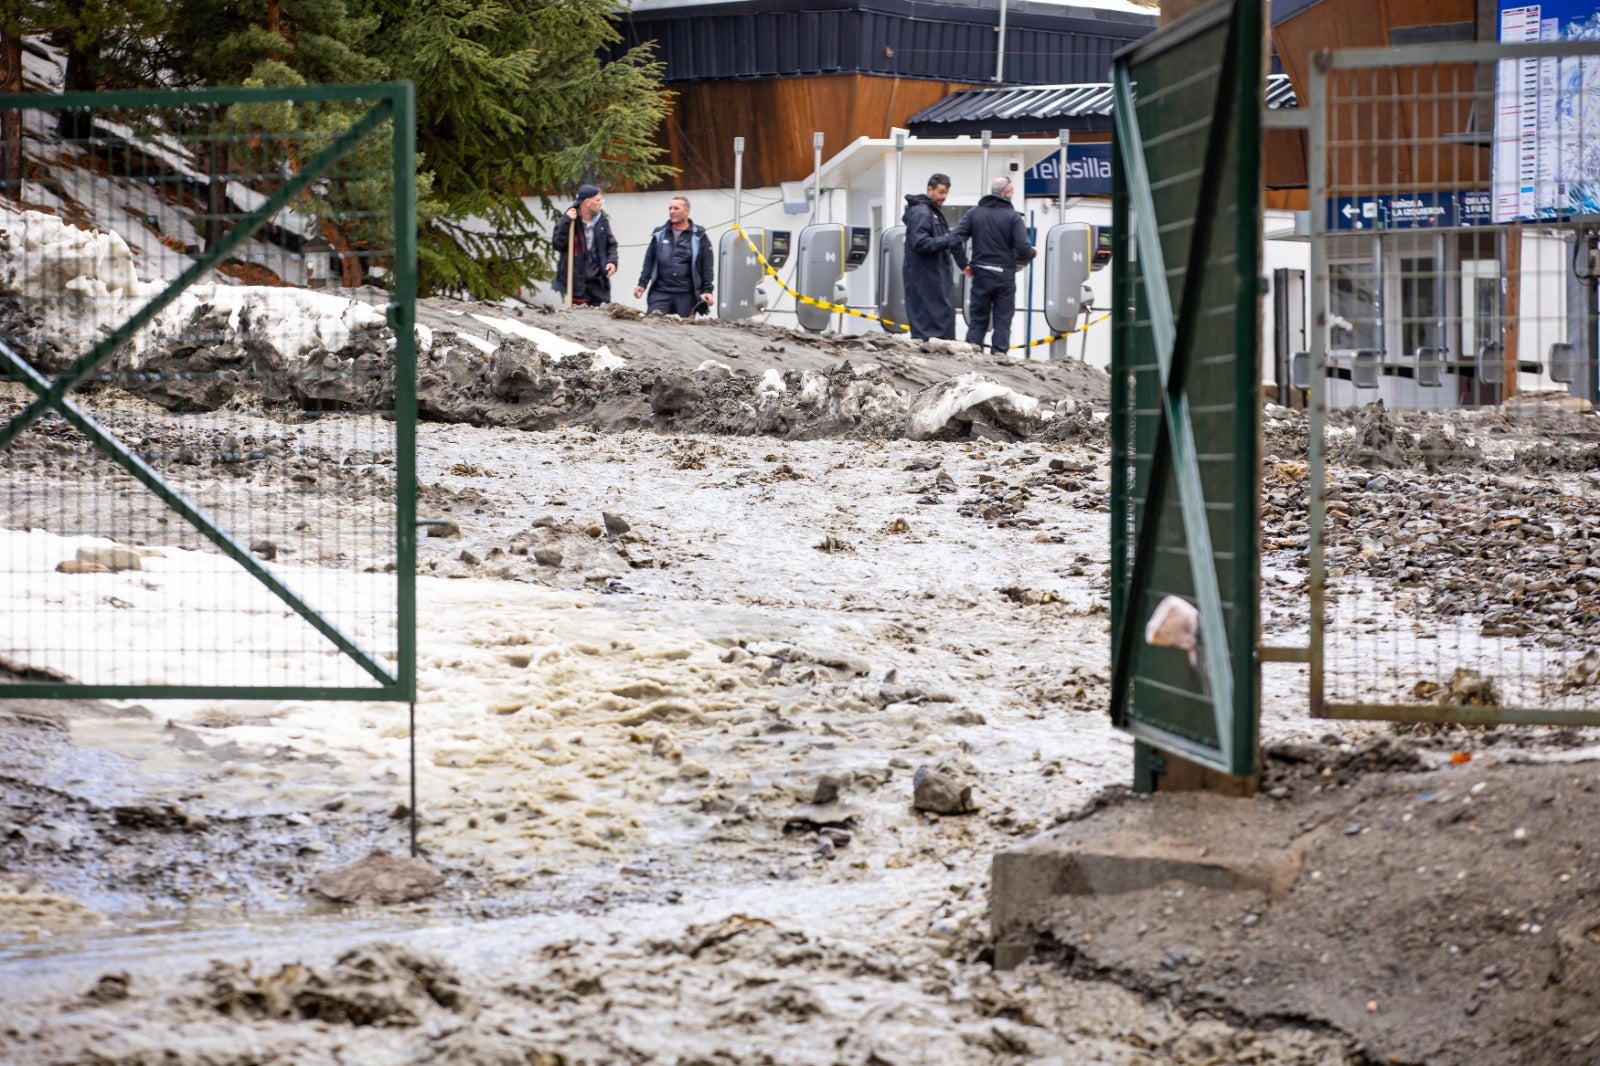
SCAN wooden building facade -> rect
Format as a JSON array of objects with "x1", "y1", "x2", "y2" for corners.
[{"x1": 610, "y1": 0, "x2": 1159, "y2": 189}]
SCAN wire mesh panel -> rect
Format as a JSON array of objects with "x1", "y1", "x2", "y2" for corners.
[
  {"x1": 0, "y1": 84, "x2": 416, "y2": 700},
  {"x1": 1306, "y1": 42, "x2": 1600, "y2": 723}
]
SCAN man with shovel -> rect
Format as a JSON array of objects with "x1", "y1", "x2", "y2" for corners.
[{"x1": 552, "y1": 183, "x2": 618, "y2": 307}]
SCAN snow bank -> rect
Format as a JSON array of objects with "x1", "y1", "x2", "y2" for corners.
[{"x1": 0, "y1": 204, "x2": 386, "y2": 367}]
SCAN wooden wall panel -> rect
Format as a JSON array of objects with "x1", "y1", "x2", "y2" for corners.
[
  {"x1": 645, "y1": 75, "x2": 988, "y2": 191},
  {"x1": 1274, "y1": 0, "x2": 1485, "y2": 194}
]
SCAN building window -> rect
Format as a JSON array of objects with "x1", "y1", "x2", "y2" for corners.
[
  {"x1": 1399, "y1": 254, "x2": 1439, "y2": 357},
  {"x1": 1329, "y1": 258, "x2": 1381, "y2": 350}
]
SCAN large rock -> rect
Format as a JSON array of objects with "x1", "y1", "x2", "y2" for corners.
[{"x1": 308, "y1": 850, "x2": 444, "y2": 904}]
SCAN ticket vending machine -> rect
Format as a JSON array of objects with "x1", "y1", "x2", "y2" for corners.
[
  {"x1": 876, "y1": 226, "x2": 909, "y2": 332},
  {"x1": 795, "y1": 225, "x2": 872, "y2": 332},
  {"x1": 1042, "y1": 223, "x2": 1097, "y2": 336},
  {"x1": 717, "y1": 228, "x2": 791, "y2": 320}
]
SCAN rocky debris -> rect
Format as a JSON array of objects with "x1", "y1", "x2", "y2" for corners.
[
  {"x1": 1414, "y1": 668, "x2": 1501, "y2": 708},
  {"x1": 307, "y1": 850, "x2": 445, "y2": 905},
  {"x1": 197, "y1": 942, "x2": 463, "y2": 1024},
  {"x1": 912, "y1": 761, "x2": 977, "y2": 815},
  {"x1": 601, "y1": 511, "x2": 630, "y2": 536}
]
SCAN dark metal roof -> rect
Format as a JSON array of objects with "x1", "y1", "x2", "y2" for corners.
[
  {"x1": 907, "y1": 72, "x2": 1298, "y2": 136},
  {"x1": 610, "y1": 0, "x2": 1157, "y2": 85}
]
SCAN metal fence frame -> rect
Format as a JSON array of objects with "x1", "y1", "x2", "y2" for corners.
[
  {"x1": 1307, "y1": 41, "x2": 1600, "y2": 725},
  {"x1": 0, "y1": 82, "x2": 418, "y2": 703}
]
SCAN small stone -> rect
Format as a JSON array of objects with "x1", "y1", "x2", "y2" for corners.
[
  {"x1": 459, "y1": 549, "x2": 480, "y2": 565},
  {"x1": 57, "y1": 559, "x2": 111, "y2": 574},
  {"x1": 912, "y1": 763, "x2": 976, "y2": 815},
  {"x1": 602, "y1": 511, "x2": 631, "y2": 536},
  {"x1": 250, "y1": 539, "x2": 277, "y2": 561},
  {"x1": 812, "y1": 774, "x2": 843, "y2": 805},
  {"x1": 426, "y1": 519, "x2": 460, "y2": 538},
  {"x1": 818, "y1": 827, "x2": 852, "y2": 849},
  {"x1": 533, "y1": 547, "x2": 563, "y2": 567}
]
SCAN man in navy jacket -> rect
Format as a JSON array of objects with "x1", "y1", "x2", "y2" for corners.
[
  {"x1": 948, "y1": 176, "x2": 1035, "y2": 354},
  {"x1": 635, "y1": 195, "x2": 714, "y2": 316}
]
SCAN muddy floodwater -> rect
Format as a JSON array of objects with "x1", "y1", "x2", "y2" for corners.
[
  {"x1": 6, "y1": 307, "x2": 1600, "y2": 1062},
  {"x1": 2, "y1": 385, "x2": 1370, "y2": 1064}
]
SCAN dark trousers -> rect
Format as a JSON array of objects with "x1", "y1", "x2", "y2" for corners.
[
  {"x1": 569, "y1": 275, "x2": 609, "y2": 306},
  {"x1": 646, "y1": 289, "x2": 701, "y2": 317},
  {"x1": 965, "y1": 268, "x2": 1016, "y2": 353}
]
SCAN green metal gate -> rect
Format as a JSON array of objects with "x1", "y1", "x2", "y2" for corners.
[
  {"x1": 1110, "y1": 0, "x2": 1264, "y2": 780},
  {"x1": 0, "y1": 84, "x2": 417, "y2": 702}
]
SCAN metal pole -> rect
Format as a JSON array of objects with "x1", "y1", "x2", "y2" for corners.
[
  {"x1": 812, "y1": 131, "x2": 824, "y2": 227},
  {"x1": 995, "y1": 0, "x2": 1009, "y2": 83},
  {"x1": 734, "y1": 136, "x2": 745, "y2": 227},
  {"x1": 894, "y1": 130, "x2": 906, "y2": 215},
  {"x1": 981, "y1": 129, "x2": 992, "y2": 192},
  {"x1": 1057, "y1": 128, "x2": 1069, "y2": 225}
]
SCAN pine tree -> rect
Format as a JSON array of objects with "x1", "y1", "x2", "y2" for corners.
[
  {"x1": 157, "y1": 0, "x2": 389, "y2": 254},
  {"x1": 0, "y1": 0, "x2": 84, "y2": 195},
  {"x1": 361, "y1": 0, "x2": 672, "y2": 297}
]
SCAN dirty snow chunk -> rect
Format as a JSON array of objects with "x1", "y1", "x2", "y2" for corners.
[
  {"x1": 415, "y1": 323, "x2": 434, "y2": 351},
  {"x1": 696, "y1": 359, "x2": 732, "y2": 374},
  {"x1": 759, "y1": 368, "x2": 786, "y2": 395},
  {"x1": 469, "y1": 313, "x2": 586, "y2": 360},
  {"x1": 0, "y1": 207, "x2": 147, "y2": 297},
  {"x1": 592, "y1": 345, "x2": 626, "y2": 372},
  {"x1": 903, "y1": 372, "x2": 1050, "y2": 440},
  {"x1": 316, "y1": 316, "x2": 351, "y2": 352},
  {"x1": 796, "y1": 370, "x2": 829, "y2": 406},
  {"x1": 452, "y1": 332, "x2": 497, "y2": 355}
]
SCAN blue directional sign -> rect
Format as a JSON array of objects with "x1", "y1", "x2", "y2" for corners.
[
  {"x1": 1326, "y1": 190, "x2": 1494, "y2": 231},
  {"x1": 1024, "y1": 144, "x2": 1114, "y2": 198}
]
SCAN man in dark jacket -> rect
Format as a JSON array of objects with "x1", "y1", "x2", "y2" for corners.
[
  {"x1": 552, "y1": 183, "x2": 619, "y2": 306},
  {"x1": 949, "y1": 175, "x2": 1036, "y2": 354},
  {"x1": 901, "y1": 174, "x2": 967, "y2": 340},
  {"x1": 634, "y1": 195, "x2": 714, "y2": 316}
]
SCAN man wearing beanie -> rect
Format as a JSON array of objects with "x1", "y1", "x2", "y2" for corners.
[{"x1": 552, "y1": 183, "x2": 618, "y2": 306}]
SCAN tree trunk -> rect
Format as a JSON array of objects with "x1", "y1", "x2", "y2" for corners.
[
  {"x1": 0, "y1": 31, "x2": 24, "y2": 201},
  {"x1": 205, "y1": 140, "x2": 230, "y2": 251},
  {"x1": 57, "y1": 43, "x2": 98, "y2": 141},
  {"x1": 321, "y1": 218, "x2": 362, "y2": 288}
]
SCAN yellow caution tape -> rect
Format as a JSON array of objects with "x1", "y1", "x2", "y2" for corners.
[{"x1": 733, "y1": 224, "x2": 1109, "y2": 349}]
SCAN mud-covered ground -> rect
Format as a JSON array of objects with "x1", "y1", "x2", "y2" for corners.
[{"x1": 4, "y1": 306, "x2": 1600, "y2": 1065}]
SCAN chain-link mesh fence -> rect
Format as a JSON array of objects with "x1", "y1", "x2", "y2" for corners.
[
  {"x1": 0, "y1": 85, "x2": 415, "y2": 699},
  {"x1": 1304, "y1": 42, "x2": 1600, "y2": 722}
]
